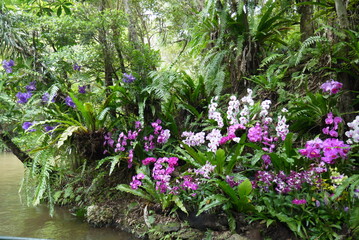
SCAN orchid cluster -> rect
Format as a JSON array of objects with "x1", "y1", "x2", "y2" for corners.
[
  {"x1": 22, "y1": 121, "x2": 56, "y2": 134},
  {"x1": 253, "y1": 168, "x2": 322, "y2": 194},
  {"x1": 42, "y1": 93, "x2": 56, "y2": 103},
  {"x1": 149, "y1": 157, "x2": 178, "y2": 193},
  {"x1": 181, "y1": 131, "x2": 206, "y2": 146},
  {"x1": 292, "y1": 199, "x2": 307, "y2": 205},
  {"x1": 181, "y1": 89, "x2": 290, "y2": 161},
  {"x1": 227, "y1": 96, "x2": 240, "y2": 125},
  {"x1": 16, "y1": 92, "x2": 32, "y2": 104},
  {"x1": 230, "y1": 88, "x2": 254, "y2": 126},
  {"x1": 78, "y1": 86, "x2": 86, "y2": 94},
  {"x1": 276, "y1": 108, "x2": 289, "y2": 141},
  {"x1": 130, "y1": 173, "x2": 145, "y2": 189},
  {"x1": 320, "y1": 80, "x2": 343, "y2": 95},
  {"x1": 104, "y1": 120, "x2": 171, "y2": 168},
  {"x1": 330, "y1": 168, "x2": 348, "y2": 188},
  {"x1": 208, "y1": 97, "x2": 224, "y2": 128},
  {"x1": 206, "y1": 129, "x2": 222, "y2": 152},
  {"x1": 345, "y1": 115, "x2": 359, "y2": 144},
  {"x1": 299, "y1": 137, "x2": 350, "y2": 164},
  {"x1": 130, "y1": 157, "x2": 178, "y2": 191},
  {"x1": 247, "y1": 99, "x2": 289, "y2": 154},
  {"x1": 122, "y1": 73, "x2": 136, "y2": 83},
  {"x1": 144, "y1": 119, "x2": 171, "y2": 151},
  {"x1": 2, "y1": 59, "x2": 15, "y2": 73},
  {"x1": 106, "y1": 121, "x2": 142, "y2": 168},
  {"x1": 322, "y1": 112, "x2": 342, "y2": 137},
  {"x1": 22, "y1": 121, "x2": 36, "y2": 132},
  {"x1": 25, "y1": 81, "x2": 36, "y2": 92},
  {"x1": 65, "y1": 96, "x2": 76, "y2": 108},
  {"x1": 226, "y1": 175, "x2": 240, "y2": 188},
  {"x1": 16, "y1": 81, "x2": 37, "y2": 104},
  {"x1": 130, "y1": 157, "x2": 217, "y2": 197},
  {"x1": 172, "y1": 161, "x2": 217, "y2": 195},
  {"x1": 73, "y1": 63, "x2": 81, "y2": 71}
]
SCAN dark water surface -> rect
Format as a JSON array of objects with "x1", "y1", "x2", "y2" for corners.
[{"x1": 0, "y1": 153, "x2": 135, "y2": 240}]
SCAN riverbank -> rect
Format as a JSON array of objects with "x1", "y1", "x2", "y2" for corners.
[{"x1": 83, "y1": 194, "x2": 296, "y2": 240}]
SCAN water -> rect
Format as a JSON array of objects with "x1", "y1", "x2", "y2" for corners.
[{"x1": 0, "y1": 153, "x2": 135, "y2": 240}]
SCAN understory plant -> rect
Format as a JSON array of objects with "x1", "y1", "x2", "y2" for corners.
[{"x1": 112, "y1": 79, "x2": 358, "y2": 238}]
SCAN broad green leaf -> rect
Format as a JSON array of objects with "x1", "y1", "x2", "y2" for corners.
[
  {"x1": 215, "y1": 148, "x2": 226, "y2": 174},
  {"x1": 250, "y1": 151, "x2": 263, "y2": 166},
  {"x1": 238, "y1": 179, "x2": 252, "y2": 197},
  {"x1": 217, "y1": 180, "x2": 240, "y2": 207},
  {"x1": 182, "y1": 144, "x2": 206, "y2": 165},
  {"x1": 284, "y1": 132, "x2": 294, "y2": 157},
  {"x1": 56, "y1": 6, "x2": 62, "y2": 17}
]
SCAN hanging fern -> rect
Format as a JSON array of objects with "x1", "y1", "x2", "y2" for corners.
[
  {"x1": 202, "y1": 50, "x2": 227, "y2": 95},
  {"x1": 260, "y1": 53, "x2": 284, "y2": 68},
  {"x1": 295, "y1": 36, "x2": 328, "y2": 66}
]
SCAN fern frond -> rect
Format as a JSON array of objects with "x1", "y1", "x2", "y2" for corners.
[
  {"x1": 296, "y1": 36, "x2": 328, "y2": 65},
  {"x1": 57, "y1": 126, "x2": 82, "y2": 148},
  {"x1": 260, "y1": 53, "x2": 284, "y2": 68},
  {"x1": 33, "y1": 152, "x2": 53, "y2": 206}
]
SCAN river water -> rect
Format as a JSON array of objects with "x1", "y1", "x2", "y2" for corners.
[{"x1": 0, "y1": 153, "x2": 135, "y2": 240}]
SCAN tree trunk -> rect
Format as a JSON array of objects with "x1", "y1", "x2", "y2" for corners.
[
  {"x1": 298, "y1": 0, "x2": 314, "y2": 41},
  {"x1": 333, "y1": 0, "x2": 358, "y2": 121},
  {"x1": 99, "y1": 0, "x2": 115, "y2": 89},
  {"x1": 0, "y1": 132, "x2": 32, "y2": 164},
  {"x1": 123, "y1": 0, "x2": 140, "y2": 46},
  {"x1": 334, "y1": 0, "x2": 349, "y2": 29}
]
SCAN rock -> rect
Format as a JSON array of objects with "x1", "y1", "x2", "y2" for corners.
[
  {"x1": 178, "y1": 211, "x2": 228, "y2": 231},
  {"x1": 228, "y1": 233, "x2": 249, "y2": 240},
  {"x1": 86, "y1": 205, "x2": 115, "y2": 227},
  {"x1": 154, "y1": 222, "x2": 181, "y2": 233},
  {"x1": 175, "y1": 228, "x2": 204, "y2": 239}
]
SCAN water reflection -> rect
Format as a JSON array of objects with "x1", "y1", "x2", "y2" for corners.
[{"x1": 0, "y1": 153, "x2": 135, "y2": 240}]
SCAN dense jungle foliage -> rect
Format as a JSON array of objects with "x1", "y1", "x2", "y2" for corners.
[{"x1": 0, "y1": 0, "x2": 359, "y2": 239}]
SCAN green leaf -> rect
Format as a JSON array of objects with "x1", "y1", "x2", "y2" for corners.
[
  {"x1": 217, "y1": 180, "x2": 240, "y2": 207},
  {"x1": 238, "y1": 179, "x2": 252, "y2": 198},
  {"x1": 284, "y1": 132, "x2": 294, "y2": 157},
  {"x1": 215, "y1": 148, "x2": 226, "y2": 174},
  {"x1": 109, "y1": 155, "x2": 121, "y2": 175},
  {"x1": 56, "y1": 6, "x2": 62, "y2": 17},
  {"x1": 172, "y1": 195, "x2": 188, "y2": 214},
  {"x1": 182, "y1": 144, "x2": 206, "y2": 165},
  {"x1": 57, "y1": 126, "x2": 80, "y2": 148},
  {"x1": 349, "y1": 206, "x2": 359, "y2": 234},
  {"x1": 197, "y1": 194, "x2": 228, "y2": 216},
  {"x1": 275, "y1": 213, "x2": 305, "y2": 238},
  {"x1": 63, "y1": 6, "x2": 71, "y2": 15},
  {"x1": 116, "y1": 184, "x2": 152, "y2": 201},
  {"x1": 245, "y1": 142, "x2": 262, "y2": 150},
  {"x1": 266, "y1": 219, "x2": 275, "y2": 228},
  {"x1": 226, "y1": 211, "x2": 236, "y2": 232},
  {"x1": 332, "y1": 174, "x2": 359, "y2": 200},
  {"x1": 175, "y1": 146, "x2": 202, "y2": 168},
  {"x1": 250, "y1": 151, "x2": 263, "y2": 166}
]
